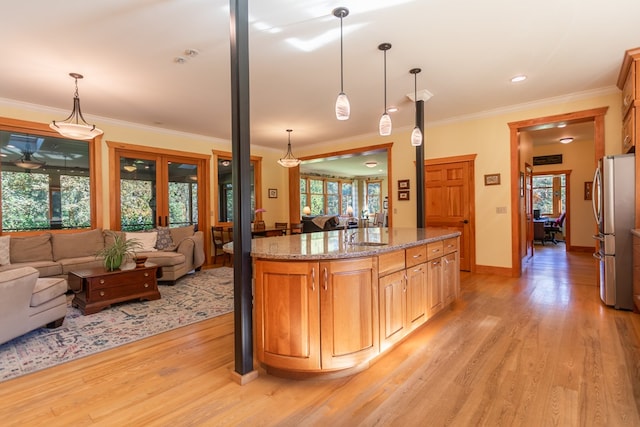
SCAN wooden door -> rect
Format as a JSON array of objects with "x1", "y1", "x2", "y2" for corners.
[
  {"x1": 379, "y1": 270, "x2": 407, "y2": 351},
  {"x1": 425, "y1": 158, "x2": 474, "y2": 271},
  {"x1": 255, "y1": 260, "x2": 321, "y2": 371},
  {"x1": 320, "y1": 257, "x2": 379, "y2": 370}
]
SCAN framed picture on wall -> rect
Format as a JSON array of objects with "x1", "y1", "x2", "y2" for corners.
[
  {"x1": 398, "y1": 179, "x2": 410, "y2": 190},
  {"x1": 398, "y1": 190, "x2": 410, "y2": 201},
  {"x1": 484, "y1": 173, "x2": 501, "y2": 186},
  {"x1": 268, "y1": 188, "x2": 278, "y2": 198}
]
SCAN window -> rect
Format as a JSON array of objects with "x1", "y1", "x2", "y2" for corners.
[
  {"x1": 1, "y1": 126, "x2": 94, "y2": 232},
  {"x1": 366, "y1": 181, "x2": 382, "y2": 214},
  {"x1": 300, "y1": 176, "x2": 356, "y2": 216},
  {"x1": 214, "y1": 151, "x2": 262, "y2": 225},
  {"x1": 532, "y1": 174, "x2": 566, "y2": 217}
]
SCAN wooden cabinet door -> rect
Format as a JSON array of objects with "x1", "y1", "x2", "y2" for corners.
[
  {"x1": 320, "y1": 257, "x2": 379, "y2": 370},
  {"x1": 255, "y1": 260, "x2": 321, "y2": 371},
  {"x1": 427, "y1": 258, "x2": 444, "y2": 317},
  {"x1": 379, "y1": 270, "x2": 407, "y2": 351},
  {"x1": 406, "y1": 263, "x2": 428, "y2": 329},
  {"x1": 442, "y1": 252, "x2": 459, "y2": 304}
]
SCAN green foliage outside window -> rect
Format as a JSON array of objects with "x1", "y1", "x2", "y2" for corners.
[{"x1": 1, "y1": 172, "x2": 50, "y2": 231}]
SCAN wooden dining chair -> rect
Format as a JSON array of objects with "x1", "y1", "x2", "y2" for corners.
[
  {"x1": 211, "y1": 226, "x2": 226, "y2": 265},
  {"x1": 254, "y1": 220, "x2": 266, "y2": 231},
  {"x1": 290, "y1": 223, "x2": 303, "y2": 234},
  {"x1": 275, "y1": 222, "x2": 288, "y2": 235}
]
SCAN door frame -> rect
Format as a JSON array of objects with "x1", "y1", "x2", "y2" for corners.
[
  {"x1": 107, "y1": 141, "x2": 211, "y2": 258},
  {"x1": 509, "y1": 107, "x2": 607, "y2": 276}
]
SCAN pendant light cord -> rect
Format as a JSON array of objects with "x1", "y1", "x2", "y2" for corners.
[
  {"x1": 383, "y1": 49, "x2": 387, "y2": 112},
  {"x1": 339, "y1": 15, "x2": 344, "y2": 93}
]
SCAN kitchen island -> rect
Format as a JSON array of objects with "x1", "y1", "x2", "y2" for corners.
[{"x1": 233, "y1": 227, "x2": 461, "y2": 378}]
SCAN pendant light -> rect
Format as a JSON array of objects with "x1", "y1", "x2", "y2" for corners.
[
  {"x1": 277, "y1": 129, "x2": 301, "y2": 168},
  {"x1": 50, "y1": 73, "x2": 103, "y2": 140},
  {"x1": 410, "y1": 68, "x2": 423, "y2": 147},
  {"x1": 378, "y1": 43, "x2": 392, "y2": 136},
  {"x1": 333, "y1": 7, "x2": 350, "y2": 120}
]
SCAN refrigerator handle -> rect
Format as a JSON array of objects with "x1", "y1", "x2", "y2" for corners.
[{"x1": 592, "y1": 166, "x2": 601, "y2": 225}]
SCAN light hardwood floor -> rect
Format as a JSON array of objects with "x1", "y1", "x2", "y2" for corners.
[{"x1": 1, "y1": 245, "x2": 639, "y2": 426}]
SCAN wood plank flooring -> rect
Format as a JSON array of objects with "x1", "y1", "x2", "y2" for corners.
[{"x1": 1, "y1": 245, "x2": 639, "y2": 426}]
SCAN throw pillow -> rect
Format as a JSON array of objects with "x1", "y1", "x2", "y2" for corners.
[
  {"x1": 0, "y1": 235, "x2": 10, "y2": 266},
  {"x1": 125, "y1": 231, "x2": 158, "y2": 252},
  {"x1": 155, "y1": 226, "x2": 174, "y2": 250}
]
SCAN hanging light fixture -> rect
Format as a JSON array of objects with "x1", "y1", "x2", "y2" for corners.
[
  {"x1": 277, "y1": 129, "x2": 301, "y2": 168},
  {"x1": 410, "y1": 68, "x2": 423, "y2": 147},
  {"x1": 378, "y1": 43, "x2": 392, "y2": 136},
  {"x1": 14, "y1": 148, "x2": 45, "y2": 169},
  {"x1": 333, "y1": 7, "x2": 350, "y2": 121},
  {"x1": 50, "y1": 73, "x2": 103, "y2": 140}
]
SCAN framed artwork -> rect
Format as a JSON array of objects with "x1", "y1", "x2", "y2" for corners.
[
  {"x1": 584, "y1": 181, "x2": 592, "y2": 200},
  {"x1": 484, "y1": 173, "x2": 501, "y2": 186},
  {"x1": 398, "y1": 179, "x2": 410, "y2": 190},
  {"x1": 398, "y1": 190, "x2": 410, "y2": 201},
  {"x1": 268, "y1": 188, "x2": 278, "y2": 198}
]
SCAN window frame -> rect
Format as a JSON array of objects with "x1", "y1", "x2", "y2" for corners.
[{"x1": 0, "y1": 116, "x2": 101, "y2": 235}]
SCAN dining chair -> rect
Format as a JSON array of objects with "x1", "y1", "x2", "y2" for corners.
[
  {"x1": 254, "y1": 220, "x2": 266, "y2": 231},
  {"x1": 275, "y1": 222, "x2": 288, "y2": 235},
  {"x1": 290, "y1": 223, "x2": 303, "y2": 234},
  {"x1": 211, "y1": 226, "x2": 226, "y2": 265}
]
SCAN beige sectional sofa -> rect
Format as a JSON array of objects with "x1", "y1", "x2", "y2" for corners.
[{"x1": 0, "y1": 226, "x2": 205, "y2": 290}]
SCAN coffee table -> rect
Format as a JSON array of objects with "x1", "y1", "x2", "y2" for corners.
[{"x1": 69, "y1": 263, "x2": 162, "y2": 315}]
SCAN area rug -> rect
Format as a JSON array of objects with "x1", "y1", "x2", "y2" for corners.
[{"x1": 0, "y1": 267, "x2": 234, "y2": 382}]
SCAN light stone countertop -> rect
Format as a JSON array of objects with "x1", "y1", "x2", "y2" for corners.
[{"x1": 224, "y1": 227, "x2": 460, "y2": 260}]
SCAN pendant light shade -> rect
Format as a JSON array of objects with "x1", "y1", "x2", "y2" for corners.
[
  {"x1": 50, "y1": 73, "x2": 103, "y2": 140},
  {"x1": 277, "y1": 129, "x2": 301, "y2": 168},
  {"x1": 333, "y1": 7, "x2": 350, "y2": 120},
  {"x1": 378, "y1": 43, "x2": 392, "y2": 136},
  {"x1": 410, "y1": 68, "x2": 423, "y2": 146}
]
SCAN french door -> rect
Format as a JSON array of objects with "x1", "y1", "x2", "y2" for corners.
[{"x1": 109, "y1": 144, "x2": 208, "y2": 231}]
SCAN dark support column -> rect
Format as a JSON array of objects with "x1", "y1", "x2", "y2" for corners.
[
  {"x1": 415, "y1": 99, "x2": 425, "y2": 228},
  {"x1": 229, "y1": 0, "x2": 254, "y2": 379}
]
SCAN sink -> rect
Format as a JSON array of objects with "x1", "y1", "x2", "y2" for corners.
[{"x1": 349, "y1": 241, "x2": 387, "y2": 247}]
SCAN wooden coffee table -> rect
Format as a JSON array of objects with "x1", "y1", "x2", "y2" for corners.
[{"x1": 69, "y1": 263, "x2": 162, "y2": 315}]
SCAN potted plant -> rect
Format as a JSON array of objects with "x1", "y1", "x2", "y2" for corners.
[{"x1": 96, "y1": 232, "x2": 142, "y2": 271}]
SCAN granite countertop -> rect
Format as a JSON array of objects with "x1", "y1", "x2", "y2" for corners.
[{"x1": 224, "y1": 227, "x2": 460, "y2": 260}]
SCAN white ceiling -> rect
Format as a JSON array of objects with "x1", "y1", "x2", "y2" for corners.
[{"x1": 1, "y1": 0, "x2": 638, "y2": 154}]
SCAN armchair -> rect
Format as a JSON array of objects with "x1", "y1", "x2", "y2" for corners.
[{"x1": 0, "y1": 267, "x2": 67, "y2": 345}]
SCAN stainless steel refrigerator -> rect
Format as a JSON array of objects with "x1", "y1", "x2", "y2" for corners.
[{"x1": 592, "y1": 153, "x2": 635, "y2": 310}]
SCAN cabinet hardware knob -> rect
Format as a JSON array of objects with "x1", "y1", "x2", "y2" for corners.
[
  {"x1": 100, "y1": 291, "x2": 105, "y2": 296},
  {"x1": 323, "y1": 267, "x2": 328, "y2": 291},
  {"x1": 144, "y1": 283, "x2": 149, "y2": 288},
  {"x1": 412, "y1": 253, "x2": 422, "y2": 258},
  {"x1": 100, "y1": 279, "x2": 105, "y2": 284},
  {"x1": 311, "y1": 268, "x2": 315, "y2": 291},
  {"x1": 144, "y1": 272, "x2": 149, "y2": 277}
]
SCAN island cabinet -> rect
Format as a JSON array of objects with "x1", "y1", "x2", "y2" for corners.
[
  {"x1": 378, "y1": 245, "x2": 428, "y2": 351},
  {"x1": 427, "y1": 237, "x2": 460, "y2": 317},
  {"x1": 255, "y1": 257, "x2": 379, "y2": 372}
]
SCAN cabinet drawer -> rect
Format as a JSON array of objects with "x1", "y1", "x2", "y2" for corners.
[
  {"x1": 87, "y1": 281, "x2": 156, "y2": 302},
  {"x1": 426, "y1": 241, "x2": 444, "y2": 260},
  {"x1": 622, "y1": 107, "x2": 635, "y2": 153},
  {"x1": 443, "y1": 237, "x2": 458, "y2": 254},
  {"x1": 88, "y1": 269, "x2": 155, "y2": 289},
  {"x1": 406, "y1": 245, "x2": 426, "y2": 267},
  {"x1": 622, "y1": 63, "x2": 635, "y2": 117},
  {"x1": 378, "y1": 250, "x2": 405, "y2": 276}
]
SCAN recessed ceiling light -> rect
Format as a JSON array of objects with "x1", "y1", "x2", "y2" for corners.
[
  {"x1": 365, "y1": 161, "x2": 378, "y2": 168},
  {"x1": 559, "y1": 137, "x2": 574, "y2": 144},
  {"x1": 511, "y1": 75, "x2": 527, "y2": 83},
  {"x1": 557, "y1": 123, "x2": 567, "y2": 128},
  {"x1": 387, "y1": 106, "x2": 398, "y2": 113}
]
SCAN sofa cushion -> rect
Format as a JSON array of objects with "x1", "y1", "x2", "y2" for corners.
[
  {"x1": 10, "y1": 233, "x2": 53, "y2": 263},
  {"x1": 169, "y1": 225, "x2": 194, "y2": 246},
  {"x1": 31, "y1": 277, "x2": 67, "y2": 307},
  {"x1": 125, "y1": 231, "x2": 157, "y2": 252},
  {"x1": 0, "y1": 261, "x2": 63, "y2": 278},
  {"x1": 0, "y1": 235, "x2": 10, "y2": 266},
  {"x1": 51, "y1": 228, "x2": 105, "y2": 261},
  {"x1": 155, "y1": 226, "x2": 174, "y2": 250},
  {"x1": 141, "y1": 250, "x2": 185, "y2": 267}
]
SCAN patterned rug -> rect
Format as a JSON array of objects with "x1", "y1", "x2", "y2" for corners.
[{"x1": 0, "y1": 267, "x2": 234, "y2": 382}]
